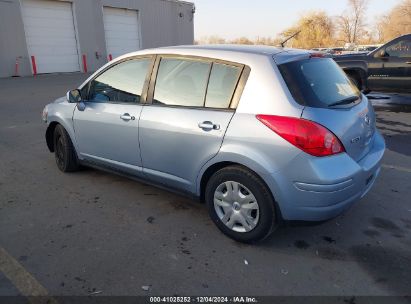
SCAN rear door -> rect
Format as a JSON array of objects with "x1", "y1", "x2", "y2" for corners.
[
  {"x1": 73, "y1": 56, "x2": 152, "y2": 174},
  {"x1": 381, "y1": 37, "x2": 411, "y2": 93},
  {"x1": 139, "y1": 56, "x2": 245, "y2": 193}
]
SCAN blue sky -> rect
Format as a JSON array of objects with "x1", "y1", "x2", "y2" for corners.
[{"x1": 192, "y1": 0, "x2": 402, "y2": 40}]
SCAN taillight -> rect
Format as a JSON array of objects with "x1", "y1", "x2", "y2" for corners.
[
  {"x1": 310, "y1": 52, "x2": 326, "y2": 58},
  {"x1": 256, "y1": 115, "x2": 345, "y2": 157}
]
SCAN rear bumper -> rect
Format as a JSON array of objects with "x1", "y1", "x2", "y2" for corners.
[{"x1": 263, "y1": 130, "x2": 385, "y2": 221}]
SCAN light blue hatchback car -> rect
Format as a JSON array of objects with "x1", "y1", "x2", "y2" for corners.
[{"x1": 43, "y1": 45, "x2": 385, "y2": 242}]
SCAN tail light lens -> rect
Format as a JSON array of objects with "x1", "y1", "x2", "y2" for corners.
[
  {"x1": 310, "y1": 52, "x2": 326, "y2": 58},
  {"x1": 256, "y1": 115, "x2": 345, "y2": 157}
]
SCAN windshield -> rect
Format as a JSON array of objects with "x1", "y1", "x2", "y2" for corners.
[{"x1": 278, "y1": 58, "x2": 361, "y2": 108}]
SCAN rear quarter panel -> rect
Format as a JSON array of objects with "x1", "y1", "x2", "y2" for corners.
[
  {"x1": 196, "y1": 113, "x2": 303, "y2": 195},
  {"x1": 235, "y1": 55, "x2": 304, "y2": 115}
]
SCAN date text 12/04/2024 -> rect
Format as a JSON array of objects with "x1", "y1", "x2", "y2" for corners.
[{"x1": 149, "y1": 296, "x2": 258, "y2": 303}]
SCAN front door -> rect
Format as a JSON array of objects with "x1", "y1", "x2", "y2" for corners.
[
  {"x1": 73, "y1": 57, "x2": 152, "y2": 174},
  {"x1": 139, "y1": 57, "x2": 244, "y2": 193},
  {"x1": 368, "y1": 37, "x2": 411, "y2": 93}
]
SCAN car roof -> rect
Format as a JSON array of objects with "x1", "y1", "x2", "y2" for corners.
[
  {"x1": 159, "y1": 44, "x2": 286, "y2": 55},
  {"x1": 80, "y1": 44, "x2": 315, "y2": 90},
  {"x1": 120, "y1": 44, "x2": 312, "y2": 65}
]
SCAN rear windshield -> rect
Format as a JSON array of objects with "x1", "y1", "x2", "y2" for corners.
[{"x1": 278, "y1": 58, "x2": 360, "y2": 108}]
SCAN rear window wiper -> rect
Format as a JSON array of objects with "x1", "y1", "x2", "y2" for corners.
[{"x1": 328, "y1": 96, "x2": 360, "y2": 107}]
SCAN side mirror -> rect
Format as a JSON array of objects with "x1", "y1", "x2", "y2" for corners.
[
  {"x1": 375, "y1": 49, "x2": 388, "y2": 58},
  {"x1": 66, "y1": 89, "x2": 82, "y2": 103}
]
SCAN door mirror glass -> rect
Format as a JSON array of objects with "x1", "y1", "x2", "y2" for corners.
[
  {"x1": 67, "y1": 89, "x2": 82, "y2": 103},
  {"x1": 375, "y1": 49, "x2": 388, "y2": 58}
]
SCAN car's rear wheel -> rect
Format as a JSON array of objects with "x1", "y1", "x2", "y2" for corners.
[
  {"x1": 205, "y1": 165, "x2": 278, "y2": 243},
  {"x1": 53, "y1": 124, "x2": 79, "y2": 172}
]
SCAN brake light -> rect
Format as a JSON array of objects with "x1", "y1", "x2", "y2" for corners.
[
  {"x1": 310, "y1": 52, "x2": 326, "y2": 58},
  {"x1": 256, "y1": 115, "x2": 345, "y2": 157}
]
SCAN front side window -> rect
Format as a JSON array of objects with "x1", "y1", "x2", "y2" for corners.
[
  {"x1": 385, "y1": 39, "x2": 411, "y2": 58},
  {"x1": 153, "y1": 58, "x2": 211, "y2": 107},
  {"x1": 205, "y1": 63, "x2": 242, "y2": 108},
  {"x1": 88, "y1": 58, "x2": 150, "y2": 103}
]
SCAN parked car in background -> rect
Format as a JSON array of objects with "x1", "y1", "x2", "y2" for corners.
[
  {"x1": 311, "y1": 47, "x2": 330, "y2": 52},
  {"x1": 327, "y1": 47, "x2": 345, "y2": 55},
  {"x1": 355, "y1": 45, "x2": 379, "y2": 52},
  {"x1": 42, "y1": 45, "x2": 385, "y2": 243},
  {"x1": 334, "y1": 34, "x2": 411, "y2": 93},
  {"x1": 344, "y1": 43, "x2": 357, "y2": 51}
]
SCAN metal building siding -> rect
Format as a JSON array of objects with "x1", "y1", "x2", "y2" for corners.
[
  {"x1": 0, "y1": 1, "x2": 31, "y2": 77},
  {"x1": 101, "y1": 0, "x2": 194, "y2": 48},
  {"x1": 143, "y1": 0, "x2": 177, "y2": 46},
  {"x1": 0, "y1": 0, "x2": 194, "y2": 77},
  {"x1": 72, "y1": 0, "x2": 108, "y2": 72}
]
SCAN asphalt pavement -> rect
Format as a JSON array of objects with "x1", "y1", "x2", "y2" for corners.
[{"x1": 0, "y1": 74, "x2": 410, "y2": 298}]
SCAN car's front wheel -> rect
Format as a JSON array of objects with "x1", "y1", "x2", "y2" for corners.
[
  {"x1": 53, "y1": 124, "x2": 79, "y2": 172},
  {"x1": 205, "y1": 166, "x2": 278, "y2": 243}
]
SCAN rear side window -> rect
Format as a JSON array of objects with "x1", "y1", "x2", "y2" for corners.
[
  {"x1": 88, "y1": 58, "x2": 150, "y2": 103},
  {"x1": 153, "y1": 58, "x2": 243, "y2": 109},
  {"x1": 205, "y1": 63, "x2": 242, "y2": 108},
  {"x1": 153, "y1": 59, "x2": 211, "y2": 107},
  {"x1": 278, "y1": 58, "x2": 360, "y2": 108}
]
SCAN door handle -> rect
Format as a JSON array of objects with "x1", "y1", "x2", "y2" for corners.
[
  {"x1": 120, "y1": 113, "x2": 135, "y2": 121},
  {"x1": 198, "y1": 121, "x2": 220, "y2": 130},
  {"x1": 406, "y1": 62, "x2": 411, "y2": 64}
]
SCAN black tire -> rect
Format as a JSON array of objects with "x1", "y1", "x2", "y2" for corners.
[
  {"x1": 53, "y1": 124, "x2": 79, "y2": 172},
  {"x1": 205, "y1": 165, "x2": 278, "y2": 243}
]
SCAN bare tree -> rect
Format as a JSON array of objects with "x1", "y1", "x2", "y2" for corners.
[
  {"x1": 373, "y1": 0, "x2": 410, "y2": 43},
  {"x1": 337, "y1": 0, "x2": 369, "y2": 44},
  {"x1": 377, "y1": 0, "x2": 411, "y2": 41},
  {"x1": 230, "y1": 37, "x2": 254, "y2": 45},
  {"x1": 399, "y1": 0, "x2": 411, "y2": 19},
  {"x1": 207, "y1": 35, "x2": 227, "y2": 44},
  {"x1": 279, "y1": 11, "x2": 335, "y2": 49},
  {"x1": 337, "y1": 15, "x2": 353, "y2": 43},
  {"x1": 255, "y1": 36, "x2": 282, "y2": 46}
]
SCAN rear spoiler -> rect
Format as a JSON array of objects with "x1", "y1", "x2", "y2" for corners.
[{"x1": 273, "y1": 50, "x2": 331, "y2": 65}]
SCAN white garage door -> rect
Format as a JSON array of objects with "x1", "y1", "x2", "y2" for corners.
[
  {"x1": 21, "y1": 0, "x2": 80, "y2": 74},
  {"x1": 103, "y1": 7, "x2": 141, "y2": 60}
]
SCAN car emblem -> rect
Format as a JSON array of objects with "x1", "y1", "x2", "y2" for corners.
[
  {"x1": 351, "y1": 136, "x2": 361, "y2": 144},
  {"x1": 364, "y1": 115, "x2": 370, "y2": 125}
]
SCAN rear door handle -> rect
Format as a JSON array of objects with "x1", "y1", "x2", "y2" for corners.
[
  {"x1": 198, "y1": 121, "x2": 220, "y2": 130},
  {"x1": 120, "y1": 113, "x2": 135, "y2": 121}
]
